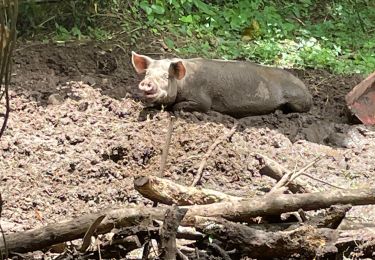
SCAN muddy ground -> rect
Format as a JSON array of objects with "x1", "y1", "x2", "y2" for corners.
[{"x1": 1, "y1": 41, "x2": 375, "y2": 257}]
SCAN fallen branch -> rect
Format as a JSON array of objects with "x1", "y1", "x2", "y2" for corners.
[
  {"x1": 181, "y1": 188, "x2": 375, "y2": 225},
  {"x1": 257, "y1": 154, "x2": 344, "y2": 192},
  {"x1": 192, "y1": 121, "x2": 238, "y2": 186},
  {"x1": 256, "y1": 153, "x2": 313, "y2": 193},
  {"x1": 134, "y1": 175, "x2": 243, "y2": 205},
  {"x1": 0, "y1": 206, "x2": 165, "y2": 255},
  {"x1": 2, "y1": 188, "x2": 375, "y2": 255}
]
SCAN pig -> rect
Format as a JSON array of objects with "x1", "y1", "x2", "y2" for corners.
[{"x1": 131, "y1": 51, "x2": 312, "y2": 118}]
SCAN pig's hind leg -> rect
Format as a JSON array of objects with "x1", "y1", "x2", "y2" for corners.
[{"x1": 283, "y1": 97, "x2": 312, "y2": 113}]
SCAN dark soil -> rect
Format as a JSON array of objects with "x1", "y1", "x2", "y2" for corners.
[{"x1": 1, "y1": 41, "x2": 375, "y2": 258}]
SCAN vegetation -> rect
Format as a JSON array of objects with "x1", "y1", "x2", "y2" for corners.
[{"x1": 18, "y1": 0, "x2": 375, "y2": 74}]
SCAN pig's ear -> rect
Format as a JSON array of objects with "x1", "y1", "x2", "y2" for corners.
[
  {"x1": 131, "y1": 51, "x2": 153, "y2": 74},
  {"x1": 168, "y1": 61, "x2": 186, "y2": 80}
]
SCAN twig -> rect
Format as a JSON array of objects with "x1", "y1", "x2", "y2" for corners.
[
  {"x1": 293, "y1": 16, "x2": 306, "y2": 26},
  {"x1": 192, "y1": 121, "x2": 238, "y2": 186},
  {"x1": 159, "y1": 116, "x2": 175, "y2": 177},
  {"x1": 142, "y1": 240, "x2": 150, "y2": 260},
  {"x1": 288, "y1": 156, "x2": 322, "y2": 184},
  {"x1": 97, "y1": 238, "x2": 102, "y2": 260},
  {"x1": 258, "y1": 153, "x2": 344, "y2": 191},
  {"x1": 80, "y1": 215, "x2": 106, "y2": 252},
  {"x1": 257, "y1": 153, "x2": 312, "y2": 193},
  {"x1": 301, "y1": 172, "x2": 344, "y2": 190},
  {"x1": 269, "y1": 156, "x2": 321, "y2": 194},
  {"x1": 0, "y1": 194, "x2": 7, "y2": 260},
  {"x1": 176, "y1": 248, "x2": 189, "y2": 260}
]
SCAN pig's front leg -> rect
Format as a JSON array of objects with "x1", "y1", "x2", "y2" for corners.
[{"x1": 172, "y1": 100, "x2": 210, "y2": 113}]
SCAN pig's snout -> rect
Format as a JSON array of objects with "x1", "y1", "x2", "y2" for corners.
[{"x1": 139, "y1": 79, "x2": 157, "y2": 95}]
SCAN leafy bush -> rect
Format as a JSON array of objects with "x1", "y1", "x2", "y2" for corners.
[
  {"x1": 124, "y1": 0, "x2": 375, "y2": 74},
  {"x1": 18, "y1": 0, "x2": 375, "y2": 74}
]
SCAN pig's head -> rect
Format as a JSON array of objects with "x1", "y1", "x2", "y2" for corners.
[{"x1": 131, "y1": 51, "x2": 186, "y2": 105}]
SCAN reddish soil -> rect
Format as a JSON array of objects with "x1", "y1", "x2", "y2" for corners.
[{"x1": 0, "y1": 41, "x2": 374, "y2": 257}]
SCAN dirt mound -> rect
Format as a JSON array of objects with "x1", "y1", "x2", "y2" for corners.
[{"x1": 1, "y1": 42, "x2": 375, "y2": 235}]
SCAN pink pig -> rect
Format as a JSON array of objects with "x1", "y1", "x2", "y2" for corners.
[{"x1": 132, "y1": 52, "x2": 312, "y2": 117}]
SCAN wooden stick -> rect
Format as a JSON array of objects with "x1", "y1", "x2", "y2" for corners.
[
  {"x1": 159, "y1": 205, "x2": 187, "y2": 260},
  {"x1": 79, "y1": 215, "x2": 106, "y2": 252},
  {"x1": 257, "y1": 154, "x2": 344, "y2": 192},
  {"x1": 134, "y1": 175, "x2": 243, "y2": 206},
  {"x1": 159, "y1": 116, "x2": 175, "y2": 177},
  {"x1": 257, "y1": 153, "x2": 313, "y2": 193},
  {"x1": 269, "y1": 156, "x2": 321, "y2": 194},
  {"x1": 192, "y1": 121, "x2": 238, "y2": 186},
  {"x1": 288, "y1": 156, "x2": 322, "y2": 184}
]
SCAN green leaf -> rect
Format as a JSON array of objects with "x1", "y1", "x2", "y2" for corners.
[
  {"x1": 151, "y1": 4, "x2": 165, "y2": 15},
  {"x1": 164, "y1": 37, "x2": 175, "y2": 49},
  {"x1": 193, "y1": 0, "x2": 215, "y2": 16},
  {"x1": 139, "y1": 3, "x2": 152, "y2": 15},
  {"x1": 180, "y1": 15, "x2": 193, "y2": 23}
]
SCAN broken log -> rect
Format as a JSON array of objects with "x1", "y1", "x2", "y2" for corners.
[
  {"x1": 247, "y1": 204, "x2": 351, "y2": 232},
  {"x1": 0, "y1": 206, "x2": 165, "y2": 255},
  {"x1": 194, "y1": 216, "x2": 337, "y2": 258},
  {"x1": 195, "y1": 217, "x2": 375, "y2": 258},
  {"x1": 305, "y1": 204, "x2": 351, "y2": 229},
  {"x1": 181, "y1": 188, "x2": 375, "y2": 225},
  {"x1": 134, "y1": 175, "x2": 243, "y2": 205}
]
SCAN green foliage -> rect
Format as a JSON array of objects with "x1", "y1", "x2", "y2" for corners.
[
  {"x1": 18, "y1": 0, "x2": 375, "y2": 74},
  {"x1": 122, "y1": 0, "x2": 374, "y2": 74},
  {"x1": 18, "y1": 0, "x2": 101, "y2": 41}
]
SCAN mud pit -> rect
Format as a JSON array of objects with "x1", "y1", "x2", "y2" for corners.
[{"x1": 1, "y1": 42, "x2": 375, "y2": 241}]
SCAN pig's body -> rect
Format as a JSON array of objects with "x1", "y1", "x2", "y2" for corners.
[{"x1": 132, "y1": 52, "x2": 313, "y2": 118}]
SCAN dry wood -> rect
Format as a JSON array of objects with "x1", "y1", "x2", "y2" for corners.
[
  {"x1": 257, "y1": 154, "x2": 343, "y2": 192},
  {"x1": 80, "y1": 215, "x2": 106, "y2": 252},
  {"x1": 159, "y1": 205, "x2": 187, "y2": 260},
  {"x1": 181, "y1": 188, "x2": 375, "y2": 225},
  {"x1": 0, "y1": 206, "x2": 165, "y2": 255},
  {"x1": 269, "y1": 156, "x2": 321, "y2": 194},
  {"x1": 2, "y1": 188, "x2": 375, "y2": 255},
  {"x1": 90, "y1": 236, "x2": 141, "y2": 259},
  {"x1": 177, "y1": 226, "x2": 203, "y2": 240},
  {"x1": 192, "y1": 121, "x2": 238, "y2": 186},
  {"x1": 249, "y1": 204, "x2": 351, "y2": 232},
  {"x1": 305, "y1": 204, "x2": 351, "y2": 229},
  {"x1": 134, "y1": 175, "x2": 243, "y2": 205},
  {"x1": 198, "y1": 218, "x2": 375, "y2": 258},
  {"x1": 335, "y1": 228, "x2": 375, "y2": 258},
  {"x1": 159, "y1": 116, "x2": 175, "y2": 177},
  {"x1": 194, "y1": 216, "x2": 337, "y2": 258},
  {"x1": 257, "y1": 153, "x2": 313, "y2": 193}
]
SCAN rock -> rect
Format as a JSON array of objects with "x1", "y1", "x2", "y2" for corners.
[{"x1": 47, "y1": 93, "x2": 64, "y2": 105}]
